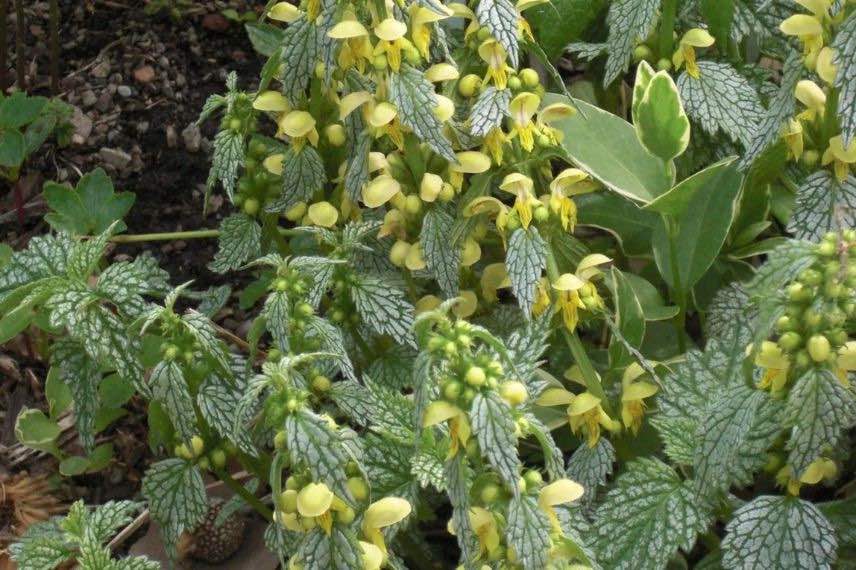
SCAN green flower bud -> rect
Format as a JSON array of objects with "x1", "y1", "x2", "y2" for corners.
[
  {"x1": 274, "y1": 430, "x2": 287, "y2": 450},
  {"x1": 523, "y1": 470, "x2": 543, "y2": 489},
  {"x1": 520, "y1": 68, "x2": 540, "y2": 88},
  {"x1": 480, "y1": 483, "x2": 501, "y2": 504},
  {"x1": 778, "y1": 332, "x2": 802, "y2": 352},
  {"x1": 465, "y1": 366, "x2": 487, "y2": 386},
  {"x1": 210, "y1": 449, "x2": 227, "y2": 469},
  {"x1": 347, "y1": 477, "x2": 370, "y2": 502},
  {"x1": 443, "y1": 380, "x2": 463, "y2": 401},
  {"x1": 311, "y1": 375, "x2": 331, "y2": 392},
  {"x1": 807, "y1": 334, "x2": 831, "y2": 362},
  {"x1": 190, "y1": 435, "x2": 205, "y2": 457}
]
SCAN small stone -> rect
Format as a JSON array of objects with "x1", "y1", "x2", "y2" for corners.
[
  {"x1": 133, "y1": 65, "x2": 156, "y2": 84},
  {"x1": 99, "y1": 147, "x2": 132, "y2": 169},
  {"x1": 70, "y1": 106, "x2": 93, "y2": 145},
  {"x1": 81, "y1": 90, "x2": 97, "y2": 107},
  {"x1": 166, "y1": 125, "x2": 178, "y2": 148},
  {"x1": 117, "y1": 85, "x2": 133, "y2": 97},
  {"x1": 91, "y1": 59, "x2": 111, "y2": 79},
  {"x1": 96, "y1": 92, "x2": 112, "y2": 112},
  {"x1": 202, "y1": 13, "x2": 230, "y2": 32},
  {"x1": 136, "y1": 121, "x2": 150, "y2": 134},
  {"x1": 181, "y1": 123, "x2": 202, "y2": 153}
]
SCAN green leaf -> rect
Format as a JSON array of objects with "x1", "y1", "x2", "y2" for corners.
[
  {"x1": 44, "y1": 168, "x2": 135, "y2": 235},
  {"x1": 389, "y1": 65, "x2": 456, "y2": 162},
  {"x1": 593, "y1": 457, "x2": 713, "y2": 570},
  {"x1": 471, "y1": 392, "x2": 521, "y2": 492},
  {"x1": 280, "y1": 17, "x2": 318, "y2": 104},
  {"x1": 469, "y1": 86, "x2": 510, "y2": 137},
  {"x1": 787, "y1": 172, "x2": 856, "y2": 241},
  {"x1": 9, "y1": 532, "x2": 71, "y2": 570},
  {"x1": 506, "y1": 227, "x2": 546, "y2": 317},
  {"x1": 506, "y1": 494, "x2": 552, "y2": 570},
  {"x1": 299, "y1": 526, "x2": 363, "y2": 570},
  {"x1": 0, "y1": 128, "x2": 26, "y2": 167},
  {"x1": 150, "y1": 361, "x2": 196, "y2": 442},
  {"x1": 197, "y1": 369, "x2": 257, "y2": 456},
  {"x1": 421, "y1": 207, "x2": 462, "y2": 298},
  {"x1": 262, "y1": 290, "x2": 291, "y2": 351},
  {"x1": 445, "y1": 455, "x2": 478, "y2": 565},
  {"x1": 701, "y1": 0, "x2": 734, "y2": 48},
  {"x1": 207, "y1": 128, "x2": 246, "y2": 199},
  {"x1": 576, "y1": 191, "x2": 660, "y2": 256},
  {"x1": 622, "y1": 273, "x2": 678, "y2": 321},
  {"x1": 784, "y1": 367, "x2": 856, "y2": 478},
  {"x1": 607, "y1": 268, "x2": 645, "y2": 368},
  {"x1": 0, "y1": 233, "x2": 73, "y2": 296},
  {"x1": 266, "y1": 146, "x2": 326, "y2": 213},
  {"x1": 819, "y1": 496, "x2": 856, "y2": 550},
  {"x1": 285, "y1": 409, "x2": 355, "y2": 504},
  {"x1": 547, "y1": 95, "x2": 672, "y2": 204},
  {"x1": 677, "y1": 61, "x2": 763, "y2": 146},
  {"x1": 476, "y1": 0, "x2": 520, "y2": 67},
  {"x1": 245, "y1": 22, "x2": 284, "y2": 57},
  {"x1": 304, "y1": 316, "x2": 357, "y2": 382},
  {"x1": 0, "y1": 92, "x2": 47, "y2": 128},
  {"x1": 142, "y1": 459, "x2": 208, "y2": 558},
  {"x1": 646, "y1": 156, "x2": 739, "y2": 216},
  {"x1": 181, "y1": 310, "x2": 234, "y2": 374},
  {"x1": 600, "y1": 0, "x2": 662, "y2": 86},
  {"x1": 632, "y1": 71, "x2": 690, "y2": 163},
  {"x1": 722, "y1": 495, "x2": 837, "y2": 569},
  {"x1": 51, "y1": 339, "x2": 101, "y2": 452},
  {"x1": 528, "y1": 0, "x2": 605, "y2": 61},
  {"x1": 652, "y1": 159, "x2": 743, "y2": 292},
  {"x1": 45, "y1": 367, "x2": 72, "y2": 418},
  {"x1": 15, "y1": 408, "x2": 61, "y2": 455},
  {"x1": 351, "y1": 274, "x2": 415, "y2": 346},
  {"x1": 745, "y1": 239, "x2": 815, "y2": 300},
  {"x1": 524, "y1": 413, "x2": 564, "y2": 481},
  {"x1": 833, "y1": 10, "x2": 856, "y2": 146},
  {"x1": 565, "y1": 438, "x2": 615, "y2": 507},
  {"x1": 209, "y1": 213, "x2": 262, "y2": 273}
]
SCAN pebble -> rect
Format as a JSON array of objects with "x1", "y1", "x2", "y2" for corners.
[
  {"x1": 117, "y1": 85, "x2": 133, "y2": 97},
  {"x1": 70, "y1": 106, "x2": 93, "y2": 145},
  {"x1": 166, "y1": 125, "x2": 178, "y2": 148},
  {"x1": 81, "y1": 90, "x2": 97, "y2": 107},
  {"x1": 202, "y1": 13, "x2": 230, "y2": 32},
  {"x1": 182, "y1": 123, "x2": 202, "y2": 152},
  {"x1": 99, "y1": 147, "x2": 132, "y2": 169},
  {"x1": 91, "y1": 60, "x2": 111, "y2": 78},
  {"x1": 133, "y1": 65, "x2": 156, "y2": 84},
  {"x1": 96, "y1": 92, "x2": 113, "y2": 112}
]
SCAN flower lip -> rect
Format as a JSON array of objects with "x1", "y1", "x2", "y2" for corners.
[
  {"x1": 328, "y1": 19, "x2": 370, "y2": 39},
  {"x1": 363, "y1": 497, "x2": 412, "y2": 529},
  {"x1": 538, "y1": 479, "x2": 584, "y2": 507},
  {"x1": 374, "y1": 18, "x2": 408, "y2": 41},
  {"x1": 296, "y1": 482, "x2": 334, "y2": 518}
]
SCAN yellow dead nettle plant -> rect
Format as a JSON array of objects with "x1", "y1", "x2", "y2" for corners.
[
  {"x1": 508, "y1": 92, "x2": 540, "y2": 151},
  {"x1": 420, "y1": 173, "x2": 444, "y2": 202},
  {"x1": 374, "y1": 18, "x2": 409, "y2": 72},
  {"x1": 753, "y1": 341, "x2": 790, "y2": 395},
  {"x1": 278, "y1": 482, "x2": 354, "y2": 535},
  {"x1": 779, "y1": 8, "x2": 827, "y2": 67},
  {"x1": 478, "y1": 39, "x2": 511, "y2": 89},
  {"x1": 415, "y1": 294, "x2": 443, "y2": 314},
  {"x1": 363, "y1": 174, "x2": 402, "y2": 208},
  {"x1": 360, "y1": 541, "x2": 384, "y2": 570},
  {"x1": 409, "y1": 5, "x2": 452, "y2": 59},
  {"x1": 482, "y1": 127, "x2": 508, "y2": 165},
  {"x1": 405, "y1": 241, "x2": 427, "y2": 271},
  {"x1": 783, "y1": 118, "x2": 804, "y2": 161},
  {"x1": 339, "y1": 91, "x2": 374, "y2": 121},
  {"x1": 536, "y1": 102, "x2": 576, "y2": 146},
  {"x1": 278, "y1": 110, "x2": 319, "y2": 150},
  {"x1": 619, "y1": 363, "x2": 659, "y2": 434},
  {"x1": 795, "y1": 80, "x2": 826, "y2": 122},
  {"x1": 499, "y1": 173, "x2": 539, "y2": 229},
  {"x1": 481, "y1": 262, "x2": 512, "y2": 302},
  {"x1": 253, "y1": 90, "x2": 291, "y2": 113},
  {"x1": 450, "y1": 151, "x2": 491, "y2": 189},
  {"x1": 268, "y1": 1, "x2": 301, "y2": 22},
  {"x1": 308, "y1": 202, "x2": 339, "y2": 228},
  {"x1": 537, "y1": 479, "x2": 584, "y2": 534},
  {"x1": 425, "y1": 62, "x2": 460, "y2": 83},
  {"x1": 328, "y1": 18, "x2": 373, "y2": 71},
  {"x1": 368, "y1": 101, "x2": 405, "y2": 148},
  {"x1": 815, "y1": 46, "x2": 836, "y2": 84},
  {"x1": 822, "y1": 135, "x2": 856, "y2": 182},
  {"x1": 778, "y1": 457, "x2": 837, "y2": 496},
  {"x1": 536, "y1": 384, "x2": 620, "y2": 448},
  {"x1": 514, "y1": 0, "x2": 548, "y2": 39},
  {"x1": 548, "y1": 168, "x2": 596, "y2": 231},
  {"x1": 835, "y1": 341, "x2": 855, "y2": 386},
  {"x1": 464, "y1": 196, "x2": 510, "y2": 238},
  {"x1": 453, "y1": 290, "x2": 479, "y2": 318},
  {"x1": 672, "y1": 28, "x2": 715, "y2": 78},
  {"x1": 551, "y1": 254, "x2": 611, "y2": 332},
  {"x1": 362, "y1": 497, "x2": 412, "y2": 566}
]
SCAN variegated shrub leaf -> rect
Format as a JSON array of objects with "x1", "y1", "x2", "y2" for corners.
[{"x1": 787, "y1": 172, "x2": 856, "y2": 241}]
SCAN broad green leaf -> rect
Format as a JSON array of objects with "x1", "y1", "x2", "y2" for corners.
[
  {"x1": 476, "y1": 0, "x2": 520, "y2": 67},
  {"x1": 819, "y1": 496, "x2": 856, "y2": 550},
  {"x1": 506, "y1": 494, "x2": 552, "y2": 570},
  {"x1": 59, "y1": 443, "x2": 114, "y2": 476},
  {"x1": 0, "y1": 128, "x2": 26, "y2": 167},
  {"x1": 633, "y1": 71, "x2": 690, "y2": 163},
  {"x1": 350, "y1": 274, "x2": 415, "y2": 346},
  {"x1": 389, "y1": 65, "x2": 456, "y2": 162},
  {"x1": 652, "y1": 160, "x2": 743, "y2": 292},
  {"x1": 547, "y1": 95, "x2": 672, "y2": 204},
  {"x1": 622, "y1": 273, "x2": 678, "y2": 321},
  {"x1": 787, "y1": 172, "x2": 856, "y2": 241},
  {"x1": 722, "y1": 495, "x2": 837, "y2": 569},
  {"x1": 607, "y1": 268, "x2": 645, "y2": 369},
  {"x1": 266, "y1": 146, "x2": 326, "y2": 213},
  {"x1": 43, "y1": 168, "x2": 135, "y2": 235},
  {"x1": 245, "y1": 22, "x2": 284, "y2": 57},
  {"x1": 565, "y1": 437, "x2": 615, "y2": 507},
  {"x1": 15, "y1": 408, "x2": 61, "y2": 455},
  {"x1": 285, "y1": 409, "x2": 355, "y2": 504},
  {"x1": 469, "y1": 86, "x2": 511, "y2": 138},
  {"x1": 209, "y1": 213, "x2": 262, "y2": 273},
  {"x1": 645, "y1": 157, "x2": 739, "y2": 216},
  {"x1": 593, "y1": 457, "x2": 713, "y2": 570},
  {"x1": 45, "y1": 367, "x2": 72, "y2": 418},
  {"x1": 506, "y1": 227, "x2": 547, "y2": 317},
  {"x1": 677, "y1": 61, "x2": 763, "y2": 147},
  {"x1": 0, "y1": 92, "x2": 47, "y2": 128},
  {"x1": 142, "y1": 459, "x2": 208, "y2": 558},
  {"x1": 576, "y1": 191, "x2": 660, "y2": 256},
  {"x1": 471, "y1": 392, "x2": 521, "y2": 492},
  {"x1": 528, "y1": 0, "x2": 605, "y2": 61},
  {"x1": 784, "y1": 368, "x2": 856, "y2": 478},
  {"x1": 833, "y1": 11, "x2": 856, "y2": 146},
  {"x1": 421, "y1": 207, "x2": 462, "y2": 298}
]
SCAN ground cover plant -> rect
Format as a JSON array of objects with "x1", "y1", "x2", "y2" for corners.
[{"x1": 2, "y1": 0, "x2": 855, "y2": 568}]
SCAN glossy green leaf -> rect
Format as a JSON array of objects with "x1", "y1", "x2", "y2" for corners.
[{"x1": 633, "y1": 71, "x2": 691, "y2": 163}]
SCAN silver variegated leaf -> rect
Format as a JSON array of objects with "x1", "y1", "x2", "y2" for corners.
[
  {"x1": 150, "y1": 361, "x2": 196, "y2": 441},
  {"x1": 389, "y1": 65, "x2": 456, "y2": 162},
  {"x1": 303, "y1": 316, "x2": 357, "y2": 382},
  {"x1": 787, "y1": 171, "x2": 856, "y2": 241},
  {"x1": 468, "y1": 86, "x2": 510, "y2": 137},
  {"x1": 506, "y1": 494, "x2": 552, "y2": 570},
  {"x1": 263, "y1": 290, "x2": 291, "y2": 351},
  {"x1": 470, "y1": 392, "x2": 521, "y2": 493},
  {"x1": 299, "y1": 526, "x2": 362, "y2": 570},
  {"x1": 602, "y1": 0, "x2": 661, "y2": 86},
  {"x1": 197, "y1": 371, "x2": 257, "y2": 456},
  {"x1": 475, "y1": 0, "x2": 520, "y2": 67},
  {"x1": 344, "y1": 132, "x2": 371, "y2": 202},
  {"x1": 280, "y1": 17, "x2": 318, "y2": 104},
  {"x1": 285, "y1": 409, "x2": 355, "y2": 504},
  {"x1": 182, "y1": 310, "x2": 234, "y2": 374},
  {"x1": 88, "y1": 501, "x2": 144, "y2": 544},
  {"x1": 421, "y1": 207, "x2": 461, "y2": 298},
  {"x1": 141, "y1": 459, "x2": 208, "y2": 558},
  {"x1": 266, "y1": 146, "x2": 326, "y2": 213},
  {"x1": 0, "y1": 233, "x2": 73, "y2": 295},
  {"x1": 705, "y1": 282, "x2": 757, "y2": 346},
  {"x1": 565, "y1": 437, "x2": 615, "y2": 507},
  {"x1": 722, "y1": 495, "x2": 837, "y2": 569},
  {"x1": 51, "y1": 339, "x2": 100, "y2": 453},
  {"x1": 411, "y1": 449, "x2": 445, "y2": 490},
  {"x1": 209, "y1": 213, "x2": 262, "y2": 273},
  {"x1": 834, "y1": 11, "x2": 856, "y2": 146},
  {"x1": 207, "y1": 129, "x2": 245, "y2": 199},
  {"x1": 506, "y1": 227, "x2": 547, "y2": 318},
  {"x1": 350, "y1": 275, "x2": 416, "y2": 346}
]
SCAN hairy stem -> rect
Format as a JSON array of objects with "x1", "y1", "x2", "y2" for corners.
[
  {"x1": 108, "y1": 227, "x2": 300, "y2": 243},
  {"x1": 658, "y1": 0, "x2": 679, "y2": 60}
]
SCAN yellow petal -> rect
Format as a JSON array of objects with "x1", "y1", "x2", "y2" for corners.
[
  {"x1": 481, "y1": 262, "x2": 511, "y2": 300},
  {"x1": 552, "y1": 273, "x2": 585, "y2": 291},
  {"x1": 364, "y1": 497, "x2": 412, "y2": 529},
  {"x1": 415, "y1": 294, "x2": 442, "y2": 314},
  {"x1": 420, "y1": 173, "x2": 444, "y2": 202},
  {"x1": 478, "y1": 39, "x2": 507, "y2": 68},
  {"x1": 362, "y1": 175, "x2": 401, "y2": 208},
  {"x1": 828, "y1": 135, "x2": 856, "y2": 163},
  {"x1": 253, "y1": 90, "x2": 291, "y2": 112},
  {"x1": 539, "y1": 102, "x2": 576, "y2": 124},
  {"x1": 469, "y1": 506, "x2": 494, "y2": 528},
  {"x1": 279, "y1": 110, "x2": 316, "y2": 138},
  {"x1": 622, "y1": 381, "x2": 659, "y2": 401},
  {"x1": 536, "y1": 387, "x2": 575, "y2": 407},
  {"x1": 838, "y1": 342, "x2": 856, "y2": 371},
  {"x1": 779, "y1": 14, "x2": 823, "y2": 36},
  {"x1": 276, "y1": 511, "x2": 303, "y2": 532},
  {"x1": 263, "y1": 153, "x2": 285, "y2": 175},
  {"x1": 374, "y1": 18, "x2": 407, "y2": 41},
  {"x1": 339, "y1": 91, "x2": 373, "y2": 119},
  {"x1": 425, "y1": 63, "x2": 460, "y2": 82},
  {"x1": 680, "y1": 28, "x2": 715, "y2": 48},
  {"x1": 296, "y1": 483, "x2": 334, "y2": 518},
  {"x1": 568, "y1": 392, "x2": 601, "y2": 416},
  {"x1": 576, "y1": 254, "x2": 611, "y2": 280},
  {"x1": 368, "y1": 152, "x2": 388, "y2": 173},
  {"x1": 405, "y1": 241, "x2": 427, "y2": 271},
  {"x1": 452, "y1": 151, "x2": 492, "y2": 173},
  {"x1": 464, "y1": 196, "x2": 507, "y2": 217},
  {"x1": 453, "y1": 290, "x2": 478, "y2": 318},
  {"x1": 308, "y1": 202, "x2": 339, "y2": 227},
  {"x1": 795, "y1": 80, "x2": 826, "y2": 110},
  {"x1": 269, "y1": 2, "x2": 301, "y2": 22},
  {"x1": 449, "y1": 3, "x2": 475, "y2": 19},
  {"x1": 516, "y1": 0, "x2": 549, "y2": 11},
  {"x1": 369, "y1": 102, "x2": 398, "y2": 128},
  {"x1": 411, "y1": 4, "x2": 452, "y2": 24},
  {"x1": 461, "y1": 239, "x2": 482, "y2": 267},
  {"x1": 509, "y1": 92, "x2": 541, "y2": 125},
  {"x1": 796, "y1": 0, "x2": 831, "y2": 17},
  {"x1": 816, "y1": 47, "x2": 836, "y2": 84},
  {"x1": 360, "y1": 541, "x2": 384, "y2": 570},
  {"x1": 538, "y1": 479, "x2": 584, "y2": 507},
  {"x1": 433, "y1": 95, "x2": 456, "y2": 122},
  {"x1": 328, "y1": 20, "x2": 369, "y2": 39},
  {"x1": 499, "y1": 172, "x2": 534, "y2": 195}
]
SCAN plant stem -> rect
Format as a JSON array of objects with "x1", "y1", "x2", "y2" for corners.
[
  {"x1": 665, "y1": 216, "x2": 688, "y2": 352},
  {"x1": 658, "y1": 0, "x2": 679, "y2": 60},
  {"x1": 108, "y1": 227, "x2": 300, "y2": 243},
  {"x1": 215, "y1": 469, "x2": 273, "y2": 522}
]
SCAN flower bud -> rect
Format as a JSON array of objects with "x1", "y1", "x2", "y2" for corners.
[
  {"x1": 499, "y1": 381, "x2": 528, "y2": 406},
  {"x1": 324, "y1": 123, "x2": 347, "y2": 147},
  {"x1": 465, "y1": 366, "x2": 487, "y2": 386},
  {"x1": 807, "y1": 335, "x2": 831, "y2": 362}
]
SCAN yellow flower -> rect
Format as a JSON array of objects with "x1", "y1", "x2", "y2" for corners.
[
  {"x1": 816, "y1": 46, "x2": 837, "y2": 84},
  {"x1": 461, "y1": 239, "x2": 482, "y2": 267},
  {"x1": 425, "y1": 62, "x2": 460, "y2": 83},
  {"x1": 339, "y1": 91, "x2": 374, "y2": 120},
  {"x1": 536, "y1": 102, "x2": 576, "y2": 146},
  {"x1": 373, "y1": 18, "x2": 409, "y2": 72},
  {"x1": 405, "y1": 241, "x2": 427, "y2": 271},
  {"x1": 835, "y1": 341, "x2": 855, "y2": 386},
  {"x1": 548, "y1": 168, "x2": 596, "y2": 231},
  {"x1": 253, "y1": 90, "x2": 291, "y2": 112},
  {"x1": 754, "y1": 341, "x2": 790, "y2": 395},
  {"x1": 537, "y1": 479, "x2": 584, "y2": 533},
  {"x1": 532, "y1": 277, "x2": 551, "y2": 316},
  {"x1": 464, "y1": 196, "x2": 510, "y2": 236},
  {"x1": 328, "y1": 18, "x2": 373, "y2": 71},
  {"x1": 295, "y1": 482, "x2": 340, "y2": 534},
  {"x1": 453, "y1": 290, "x2": 478, "y2": 318},
  {"x1": 780, "y1": 11, "x2": 826, "y2": 66},
  {"x1": 362, "y1": 497, "x2": 412, "y2": 563},
  {"x1": 481, "y1": 262, "x2": 511, "y2": 302},
  {"x1": 469, "y1": 507, "x2": 502, "y2": 559},
  {"x1": 536, "y1": 385, "x2": 619, "y2": 447},
  {"x1": 449, "y1": 151, "x2": 492, "y2": 189},
  {"x1": 782, "y1": 118, "x2": 804, "y2": 161},
  {"x1": 409, "y1": 5, "x2": 452, "y2": 59},
  {"x1": 478, "y1": 39, "x2": 510, "y2": 89},
  {"x1": 499, "y1": 172, "x2": 538, "y2": 229},
  {"x1": 419, "y1": 173, "x2": 444, "y2": 202},
  {"x1": 423, "y1": 400, "x2": 471, "y2": 457},
  {"x1": 482, "y1": 127, "x2": 508, "y2": 165},
  {"x1": 360, "y1": 541, "x2": 384, "y2": 570},
  {"x1": 263, "y1": 153, "x2": 285, "y2": 175},
  {"x1": 619, "y1": 363, "x2": 658, "y2": 434},
  {"x1": 822, "y1": 135, "x2": 856, "y2": 182},
  {"x1": 551, "y1": 254, "x2": 611, "y2": 332},
  {"x1": 795, "y1": 80, "x2": 826, "y2": 121},
  {"x1": 363, "y1": 174, "x2": 402, "y2": 208},
  {"x1": 368, "y1": 101, "x2": 405, "y2": 148},
  {"x1": 415, "y1": 294, "x2": 443, "y2": 314},
  {"x1": 672, "y1": 28, "x2": 715, "y2": 78},
  {"x1": 277, "y1": 110, "x2": 319, "y2": 149},
  {"x1": 508, "y1": 92, "x2": 540, "y2": 152},
  {"x1": 268, "y1": 2, "x2": 301, "y2": 22},
  {"x1": 307, "y1": 202, "x2": 339, "y2": 228},
  {"x1": 433, "y1": 95, "x2": 456, "y2": 123},
  {"x1": 778, "y1": 457, "x2": 837, "y2": 496}
]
